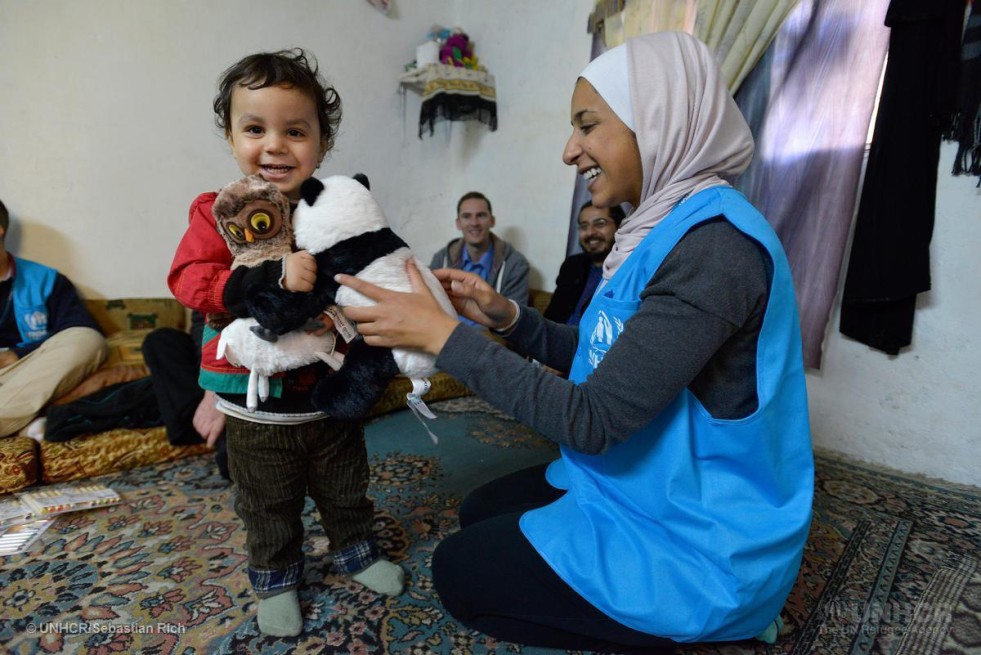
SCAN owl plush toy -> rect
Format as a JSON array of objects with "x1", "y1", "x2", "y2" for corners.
[
  {"x1": 211, "y1": 175, "x2": 343, "y2": 410},
  {"x1": 245, "y1": 174, "x2": 457, "y2": 419},
  {"x1": 210, "y1": 174, "x2": 293, "y2": 340},
  {"x1": 213, "y1": 174, "x2": 293, "y2": 267}
]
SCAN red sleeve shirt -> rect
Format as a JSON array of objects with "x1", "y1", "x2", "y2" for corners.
[{"x1": 167, "y1": 192, "x2": 234, "y2": 316}]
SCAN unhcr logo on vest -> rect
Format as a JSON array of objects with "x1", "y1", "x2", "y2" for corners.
[
  {"x1": 23, "y1": 310, "x2": 49, "y2": 340},
  {"x1": 587, "y1": 309, "x2": 624, "y2": 369}
]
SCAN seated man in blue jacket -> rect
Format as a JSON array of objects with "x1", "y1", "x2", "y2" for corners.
[
  {"x1": 0, "y1": 199, "x2": 107, "y2": 439},
  {"x1": 430, "y1": 191, "x2": 531, "y2": 306}
]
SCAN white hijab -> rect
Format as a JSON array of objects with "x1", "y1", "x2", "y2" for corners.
[{"x1": 581, "y1": 32, "x2": 755, "y2": 279}]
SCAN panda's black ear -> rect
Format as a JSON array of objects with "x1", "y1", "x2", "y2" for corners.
[
  {"x1": 353, "y1": 173, "x2": 370, "y2": 190},
  {"x1": 300, "y1": 177, "x2": 324, "y2": 205}
]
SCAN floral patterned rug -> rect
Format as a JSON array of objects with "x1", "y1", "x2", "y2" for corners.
[{"x1": 1, "y1": 397, "x2": 978, "y2": 655}]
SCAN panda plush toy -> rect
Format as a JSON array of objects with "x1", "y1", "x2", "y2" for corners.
[{"x1": 245, "y1": 174, "x2": 457, "y2": 420}]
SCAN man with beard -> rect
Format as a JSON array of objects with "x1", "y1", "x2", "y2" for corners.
[{"x1": 544, "y1": 201, "x2": 625, "y2": 326}]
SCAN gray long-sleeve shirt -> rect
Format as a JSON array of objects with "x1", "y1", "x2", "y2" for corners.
[{"x1": 435, "y1": 219, "x2": 771, "y2": 455}]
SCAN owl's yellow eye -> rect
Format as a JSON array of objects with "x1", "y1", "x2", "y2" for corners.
[
  {"x1": 224, "y1": 223, "x2": 246, "y2": 241},
  {"x1": 250, "y1": 211, "x2": 274, "y2": 234}
]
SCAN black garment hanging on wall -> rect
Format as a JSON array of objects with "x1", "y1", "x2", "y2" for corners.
[
  {"x1": 839, "y1": 0, "x2": 965, "y2": 354},
  {"x1": 948, "y1": 0, "x2": 980, "y2": 181}
]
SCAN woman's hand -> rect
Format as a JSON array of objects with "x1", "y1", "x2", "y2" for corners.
[
  {"x1": 335, "y1": 260, "x2": 460, "y2": 355},
  {"x1": 432, "y1": 268, "x2": 516, "y2": 330}
]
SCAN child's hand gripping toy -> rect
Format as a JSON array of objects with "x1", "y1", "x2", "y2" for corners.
[
  {"x1": 211, "y1": 175, "x2": 344, "y2": 410},
  {"x1": 245, "y1": 174, "x2": 457, "y2": 422}
]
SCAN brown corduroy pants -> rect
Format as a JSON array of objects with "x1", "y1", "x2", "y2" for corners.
[{"x1": 225, "y1": 415, "x2": 376, "y2": 595}]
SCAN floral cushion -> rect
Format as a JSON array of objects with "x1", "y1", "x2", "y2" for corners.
[
  {"x1": 53, "y1": 298, "x2": 187, "y2": 405},
  {"x1": 101, "y1": 329, "x2": 156, "y2": 367},
  {"x1": 0, "y1": 437, "x2": 39, "y2": 494},
  {"x1": 84, "y1": 298, "x2": 186, "y2": 336},
  {"x1": 367, "y1": 372, "x2": 471, "y2": 419},
  {"x1": 51, "y1": 299, "x2": 187, "y2": 407},
  {"x1": 40, "y1": 428, "x2": 212, "y2": 484}
]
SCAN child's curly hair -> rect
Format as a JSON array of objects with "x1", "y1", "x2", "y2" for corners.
[{"x1": 213, "y1": 48, "x2": 342, "y2": 152}]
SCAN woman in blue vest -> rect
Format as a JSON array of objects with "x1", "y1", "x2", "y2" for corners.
[{"x1": 337, "y1": 32, "x2": 813, "y2": 652}]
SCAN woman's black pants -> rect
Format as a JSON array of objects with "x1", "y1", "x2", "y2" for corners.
[{"x1": 432, "y1": 464, "x2": 675, "y2": 654}]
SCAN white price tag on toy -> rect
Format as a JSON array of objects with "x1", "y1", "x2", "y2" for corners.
[
  {"x1": 324, "y1": 305, "x2": 359, "y2": 343},
  {"x1": 410, "y1": 377, "x2": 431, "y2": 401},
  {"x1": 406, "y1": 378, "x2": 439, "y2": 444}
]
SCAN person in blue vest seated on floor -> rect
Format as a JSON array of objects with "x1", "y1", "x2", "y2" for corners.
[
  {"x1": 430, "y1": 191, "x2": 530, "y2": 325},
  {"x1": 544, "y1": 200, "x2": 625, "y2": 326},
  {"x1": 0, "y1": 198, "x2": 107, "y2": 440},
  {"x1": 329, "y1": 31, "x2": 814, "y2": 653}
]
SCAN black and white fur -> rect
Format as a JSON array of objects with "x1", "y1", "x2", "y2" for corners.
[{"x1": 248, "y1": 174, "x2": 456, "y2": 419}]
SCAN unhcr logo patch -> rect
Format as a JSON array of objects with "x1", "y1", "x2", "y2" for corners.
[
  {"x1": 24, "y1": 311, "x2": 48, "y2": 340},
  {"x1": 587, "y1": 310, "x2": 624, "y2": 369}
]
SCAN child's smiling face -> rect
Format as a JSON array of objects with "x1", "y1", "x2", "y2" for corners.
[{"x1": 226, "y1": 84, "x2": 327, "y2": 201}]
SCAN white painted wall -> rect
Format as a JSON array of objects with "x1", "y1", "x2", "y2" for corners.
[
  {"x1": 429, "y1": 1, "x2": 594, "y2": 290},
  {"x1": 1, "y1": 2, "x2": 977, "y2": 485},
  {"x1": 0, "y1": 0, "x2": 591, "y2": 298},
  {"x1": 807, "y1": 144, "x2": 981, "y2": 487}
]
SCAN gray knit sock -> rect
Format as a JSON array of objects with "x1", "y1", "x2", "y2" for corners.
[
  {"x1": 257, "y1": 590, "x2": 302, "y2": 637},
  {"x1": 351, "y1": 559, "x2": 405, "y2": 596}
]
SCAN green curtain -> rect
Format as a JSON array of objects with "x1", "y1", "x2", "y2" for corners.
[{"x1": 590, "y1": 0, "x2": 800, "y2": 94}]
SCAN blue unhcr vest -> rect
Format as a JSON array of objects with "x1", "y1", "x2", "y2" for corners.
[
  {"x1": 520, "y1": 187, "x2": 813, "y2": 643},
  {"x1": 9, "y1": 257, "x2": 58, "y2": 347}
]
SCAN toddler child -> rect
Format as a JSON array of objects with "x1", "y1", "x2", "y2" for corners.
[{"x1": 168, "y1": 48, "x2": 404, "y2": 638}]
